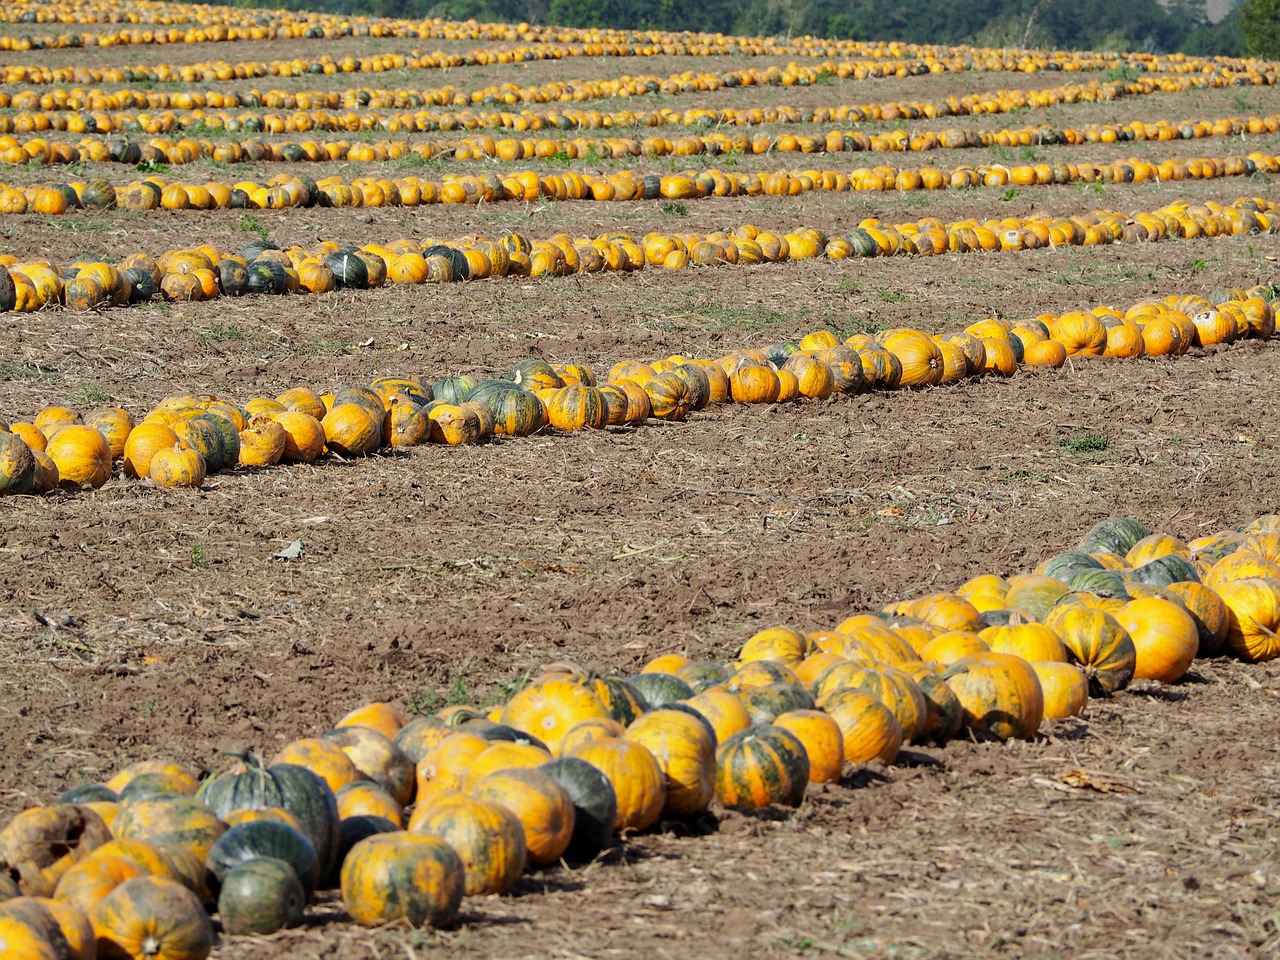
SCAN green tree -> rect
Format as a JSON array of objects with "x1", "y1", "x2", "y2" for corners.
[{"x1": 1239, "y1": 0, "x2": 1280, "y2": 56}]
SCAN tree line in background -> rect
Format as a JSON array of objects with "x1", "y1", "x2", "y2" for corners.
[{"x1": 220, "y1": 0, "x2": 1280, "y2": 59}]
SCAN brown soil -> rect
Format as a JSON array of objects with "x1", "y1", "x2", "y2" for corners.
[{"x1": 3, "y1": 35, "x2": 1280, "y2": 960}]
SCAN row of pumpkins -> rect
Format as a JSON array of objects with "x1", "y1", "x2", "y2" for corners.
[
  {"x1": 2, "y1": 513, "x2": 1280, "y2": 958},
  {"x1": 2, "y1": 149, "x2": 1274, "y2": 218},
  {"x1": 0, "y1": 72, "x2": 1247, "y2": 137},
  {"x1": 0, "y1": 56, "x2": 1059, "y2": 114},
  {"x1": 1, "y1": 282, "x2": 1276, "y2": 495},
  {"x1": 0, "y1": 195, "x2": 1276, "y2": 312},
  {"x1": 4, "y1": 110, "x2": 1279, "y2": 170},
  {"x1": 0, "y1": 12, "x2": 1240, "y2": 80},
  {"x1": 3, "y1": 48, "x2": 1250, "y2": 121}
]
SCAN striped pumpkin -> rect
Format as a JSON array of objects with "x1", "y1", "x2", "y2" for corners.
[{"x1": 713, "y1": 725, "x2": 809, "y2": 810}]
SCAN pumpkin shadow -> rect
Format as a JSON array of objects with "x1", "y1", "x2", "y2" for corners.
[
  {"x1": 894, "y1": 749, "x2": 946, "y2": 770},
  {"x1": 508, "y1": 871, "x2": 588, "y2": 898},
  {"x1": 1043, "y1": 717, "x2": 1090, "y2": 741},
  {"x1": 1128, "y1": 684, "x2": 1190, "y2": 703}
]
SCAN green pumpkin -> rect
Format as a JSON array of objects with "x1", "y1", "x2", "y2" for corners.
[
  {"x1": 329, "y1": 815, "x2": 399, "y2": 887},
  {"x1": 676, "y1": 660, "x2": 731, "y2": 693},
  {"x1": 539, "y1": 757, "x2": 617, "y2": 862},
  {"x1": 1041, "y1": 551, "x2": 1103, "y2": 583},
  {"x1": 325, "y1": 250, "x2": 369, "y2": 289},
  {"x1": 847, "y1": 227, "x2": 880, "y2": 257},
  {"x1": 421, "y1": 244, "x2": 469, "y2": 281},
  {"x1": 714, "y1": 725, "x2": 809, "y2": 810},
  {"x1": 217, "y1": 259, "x2": 249, "y2": 297},
  {"x1": 218, "y1": 857, "x2": 306, "y2": 936},
  {"x1": 197, "y1": 760, "x2": 340, "y2": 880},
  {"x1": 764, "y1": 342, "x2": 800, "y2": 368},
  {"x1": 1067, "y1": 569, "x2": 1131, "y2": 599},
  {"x1": 1131, "y1": 554, "x2": 1200, "y2": 587},
  {"x1": 206, "y1": 820, "x2": 319, "y2": 897},
  {"x1": 1077, "y1": 517, "x2": 1152, "y2": 556},
  {"x1": 430, "y1": 375, "x2": 477, "y2": 404},
  {"x1": 737, "y1": 682, "x2": 816, "y2": 725},
  {"x1": 626, "y1": 672, "x2": 694, "y2": 708},
  {"x1": 463, "y1": 380, "x2": 545, "y2": 437},
  {"x1": 56, "y1": 782, "x2": 119, "y2": 803},
  {"x1": 118, "y1": 773, "x2": 188, "y2": 803}
]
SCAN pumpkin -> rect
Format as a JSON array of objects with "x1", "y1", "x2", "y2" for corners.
[
  {"x1": 408, "y1": 791, "x2": 526, "y2": 896},
  {"x1": 0, "y1": 431, "x2": 36, "y2": 495},
  {"x1": 737, "y1": 681, "x2": 816, "y2": 724},
  {"x1": 539, "y1": 757, "x2": 618, "y2": 862},
  {"x1": 0, "y1": 916, "x2": 60, "y2": 960},
  {"x1": 818, "y1": 689, "x2": 903, "y2": 763},
  {"x1": 328, "y1": 769, "x2": 399, "y2": 820},
  {"x1": 0, "y1": 896, "x2": 94, "y2": 960},
  {"x1": 1043, "y1": 605, "x2": 1137, "y2": 696},
  {"x1": 340, "y1": 832, "x2": 463, "y2": 929},
  {"x1": 205, "y1": 821, "x2": 319, "y2": 896},
  {"x1": 547, "y1": 385, "x2": 608, "y2": 431},
  {"x1": 83, "y1": 408, "x2": 133, "y2": 460},
  {"x1": 677, "y1": 660, "x2": 732, "y2": 693},
  {"x1": 729, "y1": 363, "x2": 781, "y2": 404},
  {"x1": 727, "y1": 661, "x2": 800, "y2": 692},
  {"x1": 980, "y1": 619, "x2": 1068, "y2": 662},
  {"x1": 147, "y1": 445, "x2": 205, "y2": 489},
  {"x1": 470, "y1": 768, "x2": 574, "y2": 867},
  {"x1": 1078, "y1": 517, "x2": 1152, "y2": 556},
  {"x1": 904, "y1": 666, "x2": 964, "y2": 743},
  {"x1": 773, "y1": 710, "x2": 844, "y2": 783},
  {"x1": 1216, "y1": 578, "x2": 1280, "y2": 662},
  {"x1": 51, "y1": 857, "x2": 145, "y2": 930},
  {"x1": 273, "y1": 412, "x2": 326, "y2": 463},
  {"x1": 415, "y1": 732, "x2": 490, "y2": 802},
  {"x1": 1004, "y1": 575, "x2": 1071, "y2": 620},
  {"x1": 30, "y1": 451, "x2": 59, "y2": 494},
  {"x1": 817, "y1": 665, "x2": 928, "y2": 743},
  {"x1": 643, "y1": 371, "x2": 693, "y2": 421},
  {"x1": 322, "y1": 404, "x2": 382, "y2": 457},
  {"x1": 453, "y1": 741, "x2": 552, "y2": 788},
  {"x1": 45, "y1": 425, "x2": 112, "y2": 489},
  {"x1": 714, "y1": 725, "x2": 809, "y2": 810},
  {"x1": 83, "y1": 840, "x2": 182, "y2": 886},
  {"x1": 392, "y1": 717, "x2": 451, "y2": 764},
  {"x1": 943, "y1": 654, "x2": 1045, "y2": 741},
  {"x1": 463, "y1": 380, "x2": 545, "y2": 437},
  {"x1": 196, "y1": 760, "x2": 340, "y2": 879},
  {"x1": 500, "y1": 677, "x2": 612, "y2": 754},
  {"x1": 0, "y1": 805, "x2": 112, "y2": 898},
  {"x1": 1116, "y1": 597, "x2": 1199, "y2": 683},
  {"x1": 321, "y1": 727, "x2": 415, "y2": 809},
  {"x1": 103, "y1": 763, "x2": 197, "y2": 799},
  {"x1": 93, "y1": 876, "x2": 212, "y2": 960},
  {"x1": 276, "y1": 387, "x2": 327, "y2": 420},
  {"x1": 1165, "y1": 581, "x2": 1229, "y2": 656},
  {"x1": 272, "y1": 739, "x2": 361, "y2": 795},
  {"x1": 121, "y1": 422, "x2": 180, "y2": 480},
  {"x1": 1130, "y1": 554, "x2": 1201, "y2": 588},
  {"x1": 919, "y1": 630, "x2": 989, "y2": 665},
  {"x1": 216, "y1": 858, "x2": 305, "y2": 936},
  {"x1": 739, "y1": 626, "x2": 810, "y2": 666},
  {"x1": 384, "y1": 396, "x2": 430, "y2": 447},
  {"x1": 584, "y1": 675, "x2": 647, "y2": 726},
  {"x1": 566, "y1": 738, "x2": 667, "y2": 832},
  {"x1": 624, "y1": 709, "x2": 716, "y2": 818},
  {"x1": 110, "y1": 798, "x2": 225, "y2": 864},
  {"x1": 238, "y1": 417, "x2": 287, "y2": 466},
  {"x1": 627, "y1": 672, "x2": 696, "y2": 707},
  {"x1": 1031, "y1": 662, "x2": 1090, "y2": 719},
  {"x1": 681, "y1": 691, "x2": 752, "y2": 744}
]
